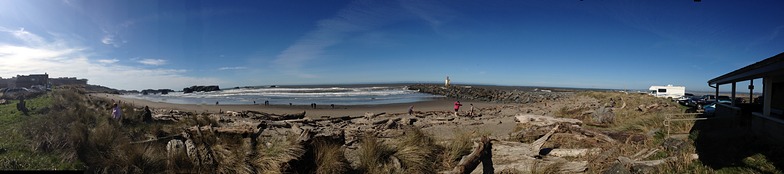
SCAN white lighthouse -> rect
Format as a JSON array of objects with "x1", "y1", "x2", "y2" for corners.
[{"x1": 445, "y1": 76, "x2": 451, "y2": 87}]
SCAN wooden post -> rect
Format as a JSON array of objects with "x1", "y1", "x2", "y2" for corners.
[
  {"x1": 715, "y1": 84, "x2": 720, "y2": 104},
  {"x1": 764, "y1": 78, "x2": 772, "y2": 117},
  {"x1": 732, "y1": 82, "x2": 736, "y2": 106},
  {"x1": 750, "y1": 79, "x2": 754, "y2": 103}
]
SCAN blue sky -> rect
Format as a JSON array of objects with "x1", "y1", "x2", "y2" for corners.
[{"x1": 0, "y1": 0, "x2": 782, "y2": 91}]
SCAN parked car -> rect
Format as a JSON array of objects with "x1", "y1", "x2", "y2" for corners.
[
  {"x1": 689, "y1": 95, "x2": 715, "y2": 108},
  {"x1": 703, "y1": 100, "x2": 732, "y2": 116},
  {"x1": 703, "y1": 103, "x2": 717, "y2": 116},
  {"x1": 677, "y1": 93, "x2": 695, "y2": 105},
  {"x1": 685, "y1": 96, "x2": 701, "y2": 107},
  {"x1": 717, "y1": 96, "x2": 731, "y2": 103}
]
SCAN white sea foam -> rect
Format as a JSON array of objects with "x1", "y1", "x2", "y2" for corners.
[{"x1": 122, "y1": 86, "x2": 440, "y2": 105}]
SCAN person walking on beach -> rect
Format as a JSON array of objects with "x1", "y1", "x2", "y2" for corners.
[
  {"x1": 469, "y1": 103, "x2": 475, "y2": 117},
  {"x1": 454, "y1": 101, "x2": 462, "y2": 116},
  {"x1": 111, "y1": 103, "x2": 123, "y2": 121},
  {"x1": 17, "y1": 97, "x2": 28, "y2": 116},
  {"x1": 408, "y1": 105, "x2": 414, "y2": 115},
  {"x1": 142, "y1": 106, "x2": 152, "y2": 123}
]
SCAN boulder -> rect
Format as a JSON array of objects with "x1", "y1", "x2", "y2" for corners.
[
  {"x1": 603, "y1": 163, "x2": 631, "y2": 174},
  {"x1": 183, "y1": 85, "x2": 221, "y2": 93},
  {"x1": 592, "y1": 107, "x2": 615, "y2": 124}
]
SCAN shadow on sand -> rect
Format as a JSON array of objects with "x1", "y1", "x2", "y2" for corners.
[{"x1": 690, "y1": 112, "x2": 784, "y2": 172}]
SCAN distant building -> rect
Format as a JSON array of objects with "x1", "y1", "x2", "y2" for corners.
[
  {"x1": 1, "y1": 73, "x2": 88, "y2": 89},
  {"x1": 0, "y1": 77, "x2": 13, "y2": 88},
  {"x1": 445, "y1": 76, "x2": 451, "y2": 87},
  {"x1": 50, "y1": 77, "x2": 88, "y2": 86},
  {"x1": 15, "y1": 73, "x2": 48, "y2": 88}
]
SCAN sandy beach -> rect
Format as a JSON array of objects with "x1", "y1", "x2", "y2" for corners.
[{"x1": 96, "y1": 93, "x2": 504, "y2": 117}]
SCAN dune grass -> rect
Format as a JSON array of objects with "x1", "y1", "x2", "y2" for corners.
[
  {"x1": 572, "y1": 91, "x2": 783, "y2": 173},
  {"x1": 0, "y1": 91, "x2": 84, "y2": 170},
  {"x1": 15, "y1": 87, "x2": 779, "y2": 173}
]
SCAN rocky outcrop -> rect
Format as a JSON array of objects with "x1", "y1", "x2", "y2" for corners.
[
  {"x1": 407, "y1": 84, "x2": 571, "y2": 103},
  {"x1": 183, "y1": 85, "x2": 220, "y2": 93},
  {"x1": 141, "y1": 89, "x2": 175, "y2": 95}
]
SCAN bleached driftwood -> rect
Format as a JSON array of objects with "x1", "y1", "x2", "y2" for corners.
[
  {"x1": 618, "y1": 156, "x2": 675, "y2": 167},
  {"x1": 442, "y1": 136, "x2": 493, "y2": 174},
  {"x1": 364, "y1": 112, "x2": 386, "y2": 119},
  {"x1": 531, "y1": 125, "x2": 559, "y2": 151},
  {"x1": 185, "y1": 123, "x2": 263, "y2": 136},
  {"x1": 264, "y1": 120, "x2": 292, "y2": 128},
  {"x1": 515, "y1": 114, "x2": 582, "y2": 127},
  {"x1": 565, "y1": 125, "x2": 618, "y2": 144},
  {"x1": 372, "y1": 119, "x2": 390, "y2": 125},
  {"x1": 548, "y1": 148, "x2": 601, "y2": 157},
  {"x1": 631, "y1": 148, "x2": 659, "y2": 161},
  {"x1": 483, "y1": 141, "x2": 588, "y2": 173},
  {"x1": 244, "y1": 110, "x2": 306, "y2": 120}
]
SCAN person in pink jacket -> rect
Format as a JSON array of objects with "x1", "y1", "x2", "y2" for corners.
[{"x1": 454, "y1": 101, "x2": 462, "y2": 116}]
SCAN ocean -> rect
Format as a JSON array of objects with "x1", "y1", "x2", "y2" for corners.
[{"x1": 119, "y1": 85, "x2": 443, "y2": 105}]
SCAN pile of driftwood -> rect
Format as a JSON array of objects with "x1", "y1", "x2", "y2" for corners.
[{"x1": 144, "y1": 106, "x2": 684, "y2": 173}]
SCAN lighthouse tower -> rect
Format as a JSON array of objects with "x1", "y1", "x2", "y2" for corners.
[{"x1": 445, "y1": 76, "x2": 451, "y2": 87}]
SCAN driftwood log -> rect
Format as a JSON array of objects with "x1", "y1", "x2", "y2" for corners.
[
  {"x1": 531, "y1": 125, "x2": 559, "y2": 151},
  {"x1": 548, "y1": 148, "x2": 601, "y2": 157},
  {"x1": 515, "y1": 114, "x2": 582, "y2": 127},
  {"x1": 244, "y1": 110, "x2": 306, "y2": 121},
  {"x1": 443, "y1": 136, "x2": 494, "y2": 174}
]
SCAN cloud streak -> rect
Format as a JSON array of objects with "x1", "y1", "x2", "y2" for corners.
[
  {"x1": 97, "y1": 58, "x2": 119, "y2": 64},
  {"x1": 272, "y1": 0, "x2": 453, "y2": 78},
  {"x1": 138, "y1": 59, "x2": 167, "y2": 66},
  {"x1": 0, "y1": 26, "x2": 221, "y2": 90},
  {"x1": 101, "y1": 34, "x2": 119, "y2": 47},
  {"x1": 218, "y1": 66, "x2": 247, "y2": 70}
]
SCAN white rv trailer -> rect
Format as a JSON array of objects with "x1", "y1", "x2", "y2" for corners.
[{"x1": 649, "y1": 85, "x2": 685, "y2": 99}]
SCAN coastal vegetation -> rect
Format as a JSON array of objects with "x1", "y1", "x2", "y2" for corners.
[{"x1": 0, "y1": 86, "x2": 782, "y2": 173}]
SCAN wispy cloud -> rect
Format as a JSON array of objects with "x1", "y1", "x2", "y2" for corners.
[
  {"x1": 0, "y1": 27, "x2": 46, "y2": 46},
  {"x1": 218, "y1": 66, "x2": 247, "y2": 70},
  {"x1": 400, "y1": 0, "x2": 455, "y2": 29},
  {"x1": 101, "y1": 34, "x2": 118, "y2": 47},
  {"x1": 746, "y1": 25, "x2": 784, "y2": 51},
  {"x1": 0, "y1": 26, "x2": 221, "y2": 90},
  {"x1": 99, "y1": 20, "x2": 132, "y2": 48},
  {"x1": 138, "y1": 58, "x2": 167, "y2": 66},
  {"x1": 97, "y1": 58, "x2": 119, "y2": 64},
  {"x1": 272, "y1": 0, "x2": 453, "y2": 78}
]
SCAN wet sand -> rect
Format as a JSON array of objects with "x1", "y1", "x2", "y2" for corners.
[{"x1": 97, "y1": 94, "x2": 503, "y2": 118}]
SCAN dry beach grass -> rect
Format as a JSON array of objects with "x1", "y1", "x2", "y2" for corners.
[{"x1": 1, "y1": 85, "x2": 783, "y2": 173}]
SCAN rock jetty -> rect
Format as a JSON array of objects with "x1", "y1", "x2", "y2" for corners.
[
  {"x1": 183, "y1": 85, "x2": 220, "y2": 93},
  {"x1": 407, "y1": 84, "x2": 571, "y2": 103},
  {"x1": 141, "y1": 89, "x2": 175, "y2": 95}
]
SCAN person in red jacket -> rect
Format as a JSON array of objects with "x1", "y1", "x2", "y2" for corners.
[{"x1": 454, "y1": 101, "x2": 462, "y2": 116}]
